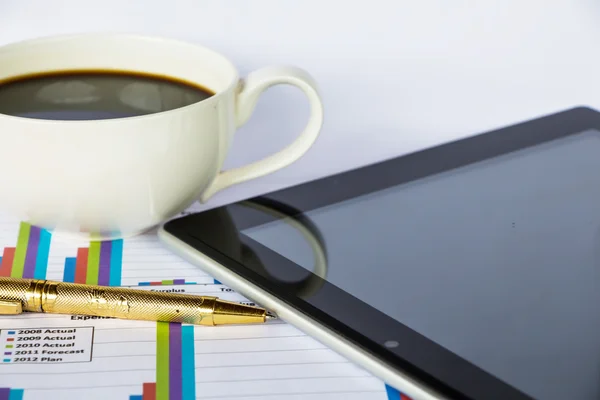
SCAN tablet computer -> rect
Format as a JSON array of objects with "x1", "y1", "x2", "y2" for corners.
[{"x1": 158, "y1": 106, "x2": 600, "y2": 400}]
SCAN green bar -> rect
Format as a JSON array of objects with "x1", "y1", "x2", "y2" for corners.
[
  {"x1": 156, "y1": 322, "x2": 170, "y2": 400},
  {"x1": 11, "y1": 222, "x2": 30, "y2": 278},
  {"x1": 162, "y1": 280, "x2": 174, "y2": 285},
  {"x1": 86, "y1": 242, "x2": 101, "y2": 285}
]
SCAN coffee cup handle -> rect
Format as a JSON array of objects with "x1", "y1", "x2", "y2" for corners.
[{"x1": 200, "y1": 66, "x2": 324, "y2": 201}]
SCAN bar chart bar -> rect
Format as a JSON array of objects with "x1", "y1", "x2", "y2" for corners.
[
  {"x1": 86, "y1": 241, "x2": 101, "y2": 285},
  {"x1": 63, "y1": 257, "x2": 76, "y2": 283},
  {"x1": 74, "y1": 248, "x2": 88, "y2": 283},
  {"x1": 22, "y1": 225, "x2": 40, "y2": 278},
  {"x1": 98, "y1": 240, "x2": 112, "y2": 286},
  {"x1": 11, "y1": 222, "x2": 31, "y2": 278},
  {"x1": 143, "y1": 383, "x2": 156, "y2": 400},
  {"x1": 156, "y1": 322, "x2": 170, "y2": 400},
  {"x1": 33, "y1": 228, "x2": 51, "y2": 279},
  {"x1": 0, "y1": 248, "x2": 15, "y2": 277},
  {"x1": 181, "y1": 326, "x2": 195, "y2": 400},
  {"x1": 168, "y1": 323, "x2": 182, "y2": 400},
  {"x1": 109, "y1": 239, "x2": 123, "y2": 286}
]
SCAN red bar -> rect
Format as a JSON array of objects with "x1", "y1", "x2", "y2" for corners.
[
  {"x1": 142, "y1": 382, "x2": 156, "y2": 400},
  {"x1": 0, "y1": 248, "x2": 15, "y2": 277},
  {"x1": 150, "y1": 282, "x2": 162, "y2": 286},
  {"x1": 74, "y1": 248, "x2": 89, "y2": 284},
  {"x1": 400, "y1": 395, "x2": 413, "y2": 400}
]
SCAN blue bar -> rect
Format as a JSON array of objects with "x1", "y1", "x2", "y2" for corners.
[
  {"x1": 213, "y1": 279, "x2": 221, "y2": 284},
  {"x1": 185, "y1": 282, "x2": 197, "y2": 285},
  {"x1": 138, "y1": 282, "x2": 151, "y2": 286},
  {"x1": 33, "y1": 229, "x2": 51, "y2": 279},
  {"x1": 9, "y1": 389, "x2": 24, "y2": 400},
  {"x1": 109, "y1": 239, "x2": 123, "y2": 287},
  {"x1": 128, "y1": 396, "x2": 142, "y2": 400},
  {"x1": 63, "y1": 257, "x2": 76, "y2": 283},
  {"x1": 385, "y1": 385, "x2": 401, "y2": 400},
  {"x1": 181, "y1": 325, "x2": 196, "y2": 400},
  {"x1": 0, "y1": 257, "x2": 2, "y2": 265}
]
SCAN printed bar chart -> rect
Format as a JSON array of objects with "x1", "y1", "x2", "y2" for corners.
[
  {"x1": 137, "y1": 279, "x2": 197, "y2": 286},
  {"x1": 0, "y1": 222, "x2": 51, "y2": 279},
  {"x1": 386, "y1": 384, "x2": 412, "y2": 400},
  {"x1": 130, "y1": 322, "x2": 196, "y2": 400},
  {"x1": 63, "y1": 239, "x2": 123, "y2": 286},
  {"x1": 0, "y1": 387, "x2": 24, "y2": 400}
]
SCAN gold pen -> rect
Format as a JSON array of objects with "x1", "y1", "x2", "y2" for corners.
[{"x1": 0, "y1": 277, "x2": 275, "y2": 326}]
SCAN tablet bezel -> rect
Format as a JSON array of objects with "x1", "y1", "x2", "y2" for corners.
[{"x1": 162, "y1": 106, "x2": 600, "y2": 400}]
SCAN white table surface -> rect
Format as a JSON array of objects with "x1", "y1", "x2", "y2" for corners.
[{"x1": 1, "y1": 0, "x2": 599, "y2": 209}]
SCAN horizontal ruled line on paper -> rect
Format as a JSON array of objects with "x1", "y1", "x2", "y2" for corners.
[
  {"x1": 196, "y1": 390, "x2": 385, "y2": 400},
  {"x1": 93, "y1": 347, "x2": 330, "y2": 358},
  {"x1": 2, "y1": 376, "x2": 380, "y2": 391},
  {"x1": 0, "y1": 361, "x2": 354, "y2": 376},
  {"x1": 94, "y1": 334, "x2": 308, "y2": 345}
]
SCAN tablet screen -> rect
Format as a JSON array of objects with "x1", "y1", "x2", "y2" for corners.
[{"x1": 241, "y1": 129, "x2": 600, "y2": 400}]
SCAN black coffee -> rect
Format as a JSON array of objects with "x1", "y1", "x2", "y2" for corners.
[{"x1": 0, "y1": 70, "x2": 214, "y2": 120}]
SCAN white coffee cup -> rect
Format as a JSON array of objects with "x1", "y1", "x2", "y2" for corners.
[{"x1": 0, "y1": 33, "x2": 323, "y2": 240}]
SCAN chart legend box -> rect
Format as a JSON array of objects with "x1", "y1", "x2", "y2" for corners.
[{"x1": 0, "y1": 327, "x2": 94, "y2": 364}]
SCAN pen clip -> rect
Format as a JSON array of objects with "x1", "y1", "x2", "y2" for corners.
[{"x1": 0, "y1": 300, "x2": 23, "y2": 315}]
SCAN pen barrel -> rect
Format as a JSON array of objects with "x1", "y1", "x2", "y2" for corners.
[
  {"x1": 0, "y1": 278, "x2": 268, "y2": 325},
  {"x1": 42, "y1": 281, "x2": 220, "y2": 325},
  {"x1": 0, "y1": 278, "x2": 41, "y2": 310}
]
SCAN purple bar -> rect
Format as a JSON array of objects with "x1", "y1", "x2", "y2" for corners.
[
  {"x1": 169, "y1": 322, "x2": 183, "y2": 400},
  {"x1": 3, "y1": 352, "x2": 10, "y2": 356},
  {"x1": 0, "y1": 388, "x2": 10, "y2": 400},
  {"x1": 22, "y1": 226, "x2": 41, "y2": 278},
  {"x1": 173, "y1": 279, "x2": 185, "y2": 285},
  {"x1": 98, "y1": 241, "x2": 112, "y2": 286}
]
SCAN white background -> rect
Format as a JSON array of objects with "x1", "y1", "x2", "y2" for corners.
[{"x1": 1, "y1": 0, "x2": 600, "y2": 210}]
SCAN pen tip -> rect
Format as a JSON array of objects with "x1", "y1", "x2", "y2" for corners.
[{"x1": 265, "y1": 311, "x2": 278, "y2": 320}]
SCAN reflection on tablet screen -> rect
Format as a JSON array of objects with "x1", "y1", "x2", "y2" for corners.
[{"x1": 243, "y1": 129, "x2": 600, "y2": 400}]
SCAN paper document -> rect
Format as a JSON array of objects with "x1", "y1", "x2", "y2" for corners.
[{"x1": 0, "y1": 209, "x2": 407, "y2": 400}]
